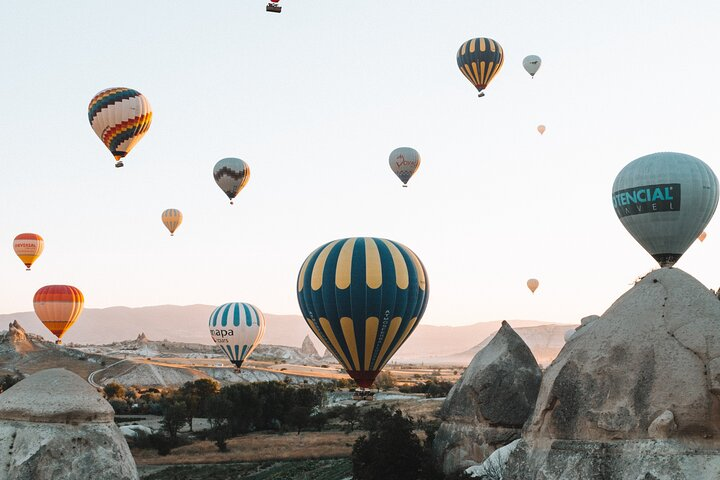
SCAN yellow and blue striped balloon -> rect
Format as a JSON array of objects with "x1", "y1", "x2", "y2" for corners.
[
  {"x1": 297, "y1": 237, "x2": 429, "y2": 388},
  {"x1": 456, "y1": 37, "x2": 504, "y2": 97}
]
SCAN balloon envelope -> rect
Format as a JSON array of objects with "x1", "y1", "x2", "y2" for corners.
[
  {"x1": 523, "y1": 55, "x2": 542, "y2": 77},
  {"x1": 297, "y1": 237, "x2": 429, "y2": 388},
  {"x1": 527, "y1": 278, "x2": 539, "y2": 293},
  {"x1": 161, "y1": 209, "x2": 183, "y2": 236},
  {"x1": 213, "y1": 158, "x2": 250, "y2": 204},
  {"x1": 389, "y1": 147, "x2": 421, "y2": 186},
  {"x1": 456, "y1": 37, "x2": 504, "y2": 96},
  {"x1": 537, "y1": 125, "x2": 546, "y2": 135},
  {"x1": 88, "y1": 88, "x2": 152, "y2": 166},
  {"x1": 13, "y1": 233, "x2": 44, "y2": 270},
  {"x1": 208, "y1": 303, "x2": 266, "y2": 368},
  {"x1": 33, "y1": 285, "x2": 84, "y2": 343},
  {"x1": 613, "y1": 152, "x2": 719, "y2": 267}
]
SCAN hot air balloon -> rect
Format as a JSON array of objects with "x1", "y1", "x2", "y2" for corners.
[
  {"x1": 456, "y1": 37, "x2": 504, "y2": 97},
  {"x1": 297, "y1": 237, "x2": 429, "y2": 388},
  {"x1": 213, "y1": 158, "x2": 250, "y2": 205},
  {"x1": 613, "y1": 152, "x2": 719, "y2": 267},
  {"x1": 208, "y1": 303, "x2": 266, "y2": 368},
  {"x1": 537, "y1": 125, "x2": 546, "y2": 135},
  {"x1": 527, "y1": 278, "x2": 539, "y2": 293},
  {"x1": 389, "y1": 147, "x2": 421, "y2": 187},
  {"x1": 88, "y1": 88, "x2": 152, "y2": 168},
  {"x1": 33, "y1": 285, "x2": 84, "y2": 344},
  {"x1": 161, "y1": 209, "x2": 183, "y2": 236},
  {"x1": 523, "y1": 55, "x2": 542, "y2": 78},
  {"x1": 699, "y1": 231, "x2": 708, "y2": 242},
  {"x1": 13, "y1": 233, "x2": 44, "y2": 271}
]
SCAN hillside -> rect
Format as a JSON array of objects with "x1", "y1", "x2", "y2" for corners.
[{"x1": 0, "y1": 305, "x2": 562, "y2": 359}]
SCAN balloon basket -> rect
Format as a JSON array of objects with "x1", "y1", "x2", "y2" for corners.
[{"x1": 115, "y1": 161, "x2": 124, "y2": 168}]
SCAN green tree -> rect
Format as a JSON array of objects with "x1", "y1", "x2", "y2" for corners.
[
  {"x1": 103, "y1": 382, "x2": 125, "y2": 399},
  {"x1": 178, "y1": 378, "x2": 220, "y2": 431},
  {"x1": 0, "y1": 375, "x2": 22, "y2": 394},
  {"x1": 340, "y1": 404, "x2": 360, "y2": 432},
  {"x1": 286, "y1": 406, "x2": 312, "y2": 434},
  {"x1": 352, "y1": 409, "x2": 442, "y2": 480},
  {"x1": 373, "y1": 371, "x2": 396, "y2": 391},
  {"x1": 160, "y1": 401, "x2": 189, "y2": 442}
]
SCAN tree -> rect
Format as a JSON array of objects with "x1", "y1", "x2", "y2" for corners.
[
  {"x1": 206, "y1": 395, "x2": 232, "y2": 452},
  {"x1": 0, "y1": 375, "x2": 22, "y2": 394},
  {"x1": 352, "y1": 409, "x2": 442, "y2": 480},
  {"x1": 286, "y1": 406, "x2": 312, "y2": 434},
  {"x1": 161, "y1": 401, "x2": 189, "y2": 442},
  {"x1": 178, "y1": 378, "x2": 220, "y2": 431},
  {"x1": 310, "y1": 412, "x2": 328, "y2": 432},
  {"x1": 373, "y1": 371, "x2": 396, "y2": 391},
  {"x1": 103, "y1": 382, "x2": 125, "y2": 399},
  {"x1": 340, "y1": 404, "x2": 360, "y2": 432}
]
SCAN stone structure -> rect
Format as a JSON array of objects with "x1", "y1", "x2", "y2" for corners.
[
  {"x1": 300, "y1": 334, "x2": 319, "y2": 357},
  {"x1": 0, "y1": 368, "x2": 139, "y2": 480},
  {"x1": 433, "y1": 321, "x2": 543, "y2": 474},
  {"x1": 505, "y1": 268, "x2": 720, "y2": 479}
]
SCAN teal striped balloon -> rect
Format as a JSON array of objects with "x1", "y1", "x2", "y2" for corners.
[
  {"x1": 297, "y1": 237, "x2": 429, "y2": 388},
  {"x1": 208, "y1": 302, "x2": 266, "y2": 368}
]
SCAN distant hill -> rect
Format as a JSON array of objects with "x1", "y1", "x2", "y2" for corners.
[
  {"x1": 428, "y1": 324, "x2": 577, "y2": 367},
  {"x1": 0, "y1": 306, "x2": 563, "y2": 360}
]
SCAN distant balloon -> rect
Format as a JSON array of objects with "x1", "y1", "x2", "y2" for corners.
[
  {"x1": 456, "y1": 37, "x2": 504, "y2": 97},
  {"x1": 161, "y1": 209, "x2": 183, "y2": 236},
  {"x1": 537, "y1": 125, "x2": 546, "y2": 135},
  {"x1": 613, "y1": 152, "x2": 719, "y2": 267},
  {"x1": 13, "y1": 233, "x2": 44, "y2": 271},
  {"x1": 297, "y1": 237, "x2": 429, "y2": 388},
  {"x1": 699, "y1": 231, "x2": 708, "y2": 242},
  {"x1": 208, "y1": 303, "x2": 266, "y2": 368},
  {"x1": 389, "y1": 147, "x2": 421, "y2": 187},
  {"x1": 213, "y1": 158, "x2": 250, "y2": 205},
  {"x1": 33, "y1": 285, "x2": 84, "y2": 344},
  {"x1": 527, "y1": 278, "x2": 539, "y2": 294},
  {"x1": 523, "y1": 55, "x2": 542, "y2": 78},
  {"x1": 88, "y1": 88, "x2": 152, "y2": 168}
]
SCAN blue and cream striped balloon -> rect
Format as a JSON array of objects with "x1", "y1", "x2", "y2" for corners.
[
  {"x1": 297, "y1": 237, "x2": 429, "y2": 388},
  {"x1": 208, "y1": 302, "x2": 266, "y2": 368},
  {"x1": 456, "y1": 37, "x2": 504, "y2": 97}
]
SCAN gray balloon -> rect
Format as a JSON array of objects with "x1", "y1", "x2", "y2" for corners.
[{"x1": 612, "y1": 152, "x2": 718, "y2": 267}]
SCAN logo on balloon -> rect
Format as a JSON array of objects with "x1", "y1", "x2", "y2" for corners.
[{"x1": 613, "y1": 183, "x2": 680, "y2": 218}]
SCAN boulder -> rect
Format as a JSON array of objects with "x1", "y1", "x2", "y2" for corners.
[
  {"x1": 0, "y1": 368, "x2": 138, "y2": 480},
  {"x1": 433, "y1": 321, "x2": 542, "y2": 474},
  {"x1": 505, "y1": 268, "x2": 720, "y2": 479},
  {"x1": 301, "y1": 334, "x2": 319, "y2": 357}
]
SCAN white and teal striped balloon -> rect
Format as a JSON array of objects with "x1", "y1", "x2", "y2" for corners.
[
  {"x1": 612, "y1": 152, "x2": 719, "y2": 267},
  {"x1": 208, "y1": 302, "x2": 266, "y2": 368}
]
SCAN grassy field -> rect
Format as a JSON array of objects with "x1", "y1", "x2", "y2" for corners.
[
  {"x1": 133, "y1": 431, "x2": 361, "y2": 466},
  {"x1": 139, "y1": 458, "x2": 352, "y2": 480}
]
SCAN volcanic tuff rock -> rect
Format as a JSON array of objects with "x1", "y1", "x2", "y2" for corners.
[
  {"x1": 301, "y1": 334, "x2": 320, "y2": 356},
  {"x1": 504, "y1": 268, "x2": 720, "y2": 479},
  {"x1": 433, "y1": 321, "x2": 542, "y2": 475},
  {"x1": 0, "y1": 368, "x2": 138, "y2": 480}
]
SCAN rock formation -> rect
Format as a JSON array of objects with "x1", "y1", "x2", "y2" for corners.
[
  {"x1": 0, "y1": 368, "x2": 138, "y2": 480},
  {"x1": 301, "y1": 334, "x2": 319, "y2": 357},
  {"x1": 505, "y1": 268, "x2": 720, "y2": 479},
  {"x1": 433, "y1": 321, "x2": 543, "y2": 475}
]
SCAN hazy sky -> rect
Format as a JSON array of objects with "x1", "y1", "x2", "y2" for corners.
[{"x1": 2, "y1": 1, "x2": 720, "y2": 327}]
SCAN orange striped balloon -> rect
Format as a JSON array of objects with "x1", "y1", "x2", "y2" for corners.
[
  {"x1": 13, "y1": 233, "x2": 44, "y2": 270},
  {"x1": 33, "y1": 285, "x2": 84, "y2": 344}
]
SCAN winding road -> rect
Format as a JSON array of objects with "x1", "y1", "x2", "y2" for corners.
[{"x1": 87, "y1": 358, "x2": 128, "y2": 388}]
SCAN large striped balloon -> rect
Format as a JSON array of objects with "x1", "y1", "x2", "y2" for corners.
[
  {"x1": 456, "y1": 37, "x2": 504, "y2": 97},
  {"x1": 213, "y1": 158, "x2": 250, "y2": 205},
  {"x1": 33, "y1": 285, "x2": 84, "y2": 344},
  {"x1": 88, "y1": 87, "x2": 152, "y2": 167},
  {"x1": 208, "y1": 303, "x2": 266, "y2": 368},
  {"x1": 297, "y1": 237, "x2": 429, "y2": 388},
  {"x1": 13, "y1": 233, "x2": 44, "y2": 270},
  {"x1": 161, "y1": 209, "x2": 183, "y2": 236}
]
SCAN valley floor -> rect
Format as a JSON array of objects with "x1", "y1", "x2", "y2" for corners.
[{"x1": 137, "y1": 458, "x2": 352, "y2": 480}]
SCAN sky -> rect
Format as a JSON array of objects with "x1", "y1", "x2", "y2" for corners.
[{"x1": 2, "y1": 1, "x2": 720, "y2": 327}]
